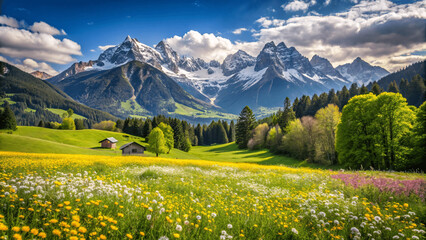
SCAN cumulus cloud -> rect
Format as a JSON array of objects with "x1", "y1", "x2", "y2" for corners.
[
  {"x1": 0, "y1": 15, "x2": 20, "y2": 28},
  {"x1": 0, "y1": 15, "x2": 81, "y2": 70},
  {"x1": 90, "y1": 49, "x2": 96, "y2": 52},
  {"x1": 0, "y1": 26, "x2": 82, "y2": 64},
  {"x1": 98, "y1": 45, "x2": 116, "y2": 51},
  {"x1": 232, "y1": 28, "x2": 247, "y2": 35},
  {"x1": 255, "y1": 0, "x2": 426, "y2": 71},
  {"x1": 282, "y1": 0, "x2": 316, "y2": 12},
  {"x1": 255, "y1": 17, "x2": 286, "y2": 28},
  {"x1": 324, "y1": 0, "x2": 331, "y2": 6},
  {"x1": 30, "y1": 21, "x2": 66, "y2": 35},
  {"x1": 0, "y1": 55, "x2": 58, "y2": 75},
  {"x1": 165, "y1": 30, "x2": 238, "y2": 61}
]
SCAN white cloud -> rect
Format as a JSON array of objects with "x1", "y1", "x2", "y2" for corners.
[
  {"x1": 165, "y1": 30, "x2": 238, "y2": 62},
  {"x1": 0, "y1": 56, "x2": 58, "y2": 75},
  {"x1": 0, "y1": 15, "x2": 20, "y2": 28},
  {"x1": 232, "y1": 28, "x2": 247, "y2": 35},
  {"x1": 30, "y1": 21, "x2": 66, "y2": 35},
  {"x1": 0, "y1": 25, "x2": 82, "y2": 64},
  {"x1": 98, "y1": 45, "x2": 116, "y2": 51},
  {"x1": 90, "y1": 49, "x2": 96, "y2": 52},
  {"x1": 254, "y1": 0, "x2": 426, "y2": 71},
  {"x1": 255, "y1": 17, "x2": 286, "y2": 28},
  {"x1": 282, "y1": 0, "x2": 311, "y2": 12},
  {"x1": 324, "y1": 0, "x2": 331, "y2": 6}
]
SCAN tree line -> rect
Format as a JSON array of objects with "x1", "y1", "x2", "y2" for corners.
[{"x1": 235, "y1": 91, "x2": 425, "y2": 171}]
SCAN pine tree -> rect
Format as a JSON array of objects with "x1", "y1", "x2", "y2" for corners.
[
  {"x1": 278, "y1": 97, "x2": 296, "y2": 131},
  {"x1": 217, "y1": 121, "x2": 229, "y2": 144},
  {"x1": 236, "y1": 106, "x2": 256, "y2": 149},
  {"x1": 0, "y1": 101, "x2": 17, "y2": 130},
  {"x1": 229, "y1": 120, "x2": 236, "y2": 142},
  {"x1": 142, "y1": 119, "x2": 152, "y2": 138},
  {"x1": 371, "y1": 82, "x2": 383, "y2": 95},
  {"x1": 38, "y1": 120, "x2": 45, "y2": 127},
  {"x1": 360, "y1": 84, "x2": 369, "y2": 94},
  {"x1": 349, "y1": 83, "x2": 359, "y2": 98},
  {"x1": 387, "y1": 81, "x2": 399, "y2": 93},
  {"x1": 195, "y1": 124, "x2": 204, "y2": 145},
  {"x1": 406, "y1": 74, "x2": 425, "y2": 106}
]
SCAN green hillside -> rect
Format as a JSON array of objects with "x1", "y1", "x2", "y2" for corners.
[
  {"x1": 0, "y1": 61, "x2": 117, "y2": 125},
  {"x1": 0, "y1": 126, "x2": 327, "y2": 168}
]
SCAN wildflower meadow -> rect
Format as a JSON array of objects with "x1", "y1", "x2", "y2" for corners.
[{"x1": 0, "y1": 152, "x2": 424, "y2": 240}]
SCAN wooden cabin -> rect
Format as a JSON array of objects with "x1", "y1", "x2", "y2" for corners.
[
  {"x1": 120, "y1": 142, "x2": 146, "y2": 155},
  {"x1": 99, "y1": 137, "x2": 118, "y2": 149}
]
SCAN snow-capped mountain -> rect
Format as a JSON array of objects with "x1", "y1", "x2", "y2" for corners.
[
  {"x1": 215, "y1": 41, "x2": 345, "y2": 112},
  {"x1": 310, "y1": 55, "x2": 348, "y2": 84},
  {"x1": 97, "y1": 35, "x2": 163, "y2": 69},
  {"x1": 49, "y1": 35, "x2": 391, "y2": 117},
  {"x1": 336, "y1": 57, "x2": 389, "y2": 85},
  {"x1": 221, "y1": 50, "x2": 255, "y2": 76}
]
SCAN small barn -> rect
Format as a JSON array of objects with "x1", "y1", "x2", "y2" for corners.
[
  {"x1": 99, "y1": 137, "x2": 118, "y2": 149},
  {"x1": 120, "y1": 142, "x2": 146, "y2": 155}
]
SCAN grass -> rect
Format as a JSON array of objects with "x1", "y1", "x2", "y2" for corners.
[
  {"x1": 46, "y1": 108, "x2": 87, "y2": 119},
  {"x1": 0, "y1": 126, "x2": 335, "y2": 169},
  {"x1": 0, "y1": 134, "x2": 119, "y2": 156},
  {"x1": 0, "y1": 152, "x2": 424, "y2": 240},
  {"x1": 24, "y1": 108, "x2": 36, "y2": 113}
]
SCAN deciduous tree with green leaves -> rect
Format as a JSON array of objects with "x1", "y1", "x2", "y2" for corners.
[
  {"x1": 158, "y1": 122, "x2": 174, "y2": 154},
  {"x1": 148, "y1": 127, "x2": 167, "y2": 157},
  {"x1": 315, "y1": 104, "x2": 341, "y2": 165}
]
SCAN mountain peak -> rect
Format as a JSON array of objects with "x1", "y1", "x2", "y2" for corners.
[
  {"x1": 30, "y1": 70, "x2": 53, "y2": 80},
  {"x1": 221, "y1": 50, "x2": 255, "y2": 76},
  {"x1": 336, "y1": 57, "x2": 389, "y2": 85},
  {"x1": 263, "y1": 41, "x2": 276, "y2": 50},
  {"x1": 277, "y1": 42, "x2": 287, "y2": 49},
  {"x1": 124, "y1": 35, "x2": 132, "y2": 42}
]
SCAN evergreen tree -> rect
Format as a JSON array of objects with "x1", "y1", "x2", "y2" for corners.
[
  {"x1": 142, "y1": 119, "x2": 152, "y2": 138},
  {"x1": 327, "y1": 89, "x2": 339, "y2": 106},
  {"x1": 371, "y1": 82, "x2": 383, "y2": 95},
  {"x1": 170, "y1": 118, "x2": 184, "y2": 149},
  {"x1": 217, "y1": 121, "x2": 229, "y2": 144},
  {"x1": 399, "y1": 78, "x2": 409, "y2": 97},
  {"x1": 229, "y1": 120, "x2": 236, "y2": 142},
  {"x1": 349, "y1": 83, "x2": 359, "y2": 98},
  {"x1": 0, "y1": 101, "x2": 17, "y2": 130},
  {"x1": 360, "y1": 84, "x2": 369, "y2": 94},
  {"x1": 181, "y1": 137, "x2": 192, "y2": 152},
  {"x1": 406, "y1": 74, "x2": 425, "y2": 106},
  {"x1": 147, "y1": 127, "x2": 167, "y2": 157},
  {"x1": 278, "y1": 97, "x2": 296, "y2": 131},
  {"x1": 37, "y1": 120, "x2": 45, "y2": 128},
  {"x1": 195, "y1": 124, "x2": 204, "y2": 145},
  {"x1": 339, "y1": 86, "x2": 350, "y2": 109},
  {"x1": 236, "y1": 106, "x2": 256, "y2": 149},
  {"x1": 116, "y1": 119, "x2": 124, "y2": 130},
  {"x1": 387, "y1": 81, "x2": 399, "y2": 93}
]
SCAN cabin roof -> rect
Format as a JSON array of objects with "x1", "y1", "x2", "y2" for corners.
[
  {"x1": 119, "y1": 141, "x2": 146, "y2": 150},
  {"x1": 99, "y1": 137, "x2": 118, "y2": 143}
]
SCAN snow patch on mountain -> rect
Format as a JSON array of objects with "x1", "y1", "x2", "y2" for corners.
[{"x1": 239, "y1": 66, "x2": 268, "y2": 90}]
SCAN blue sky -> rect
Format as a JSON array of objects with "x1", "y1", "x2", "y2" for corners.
[{"x1": 0, "y1": 0, "x2": 425, "y2": 75}]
